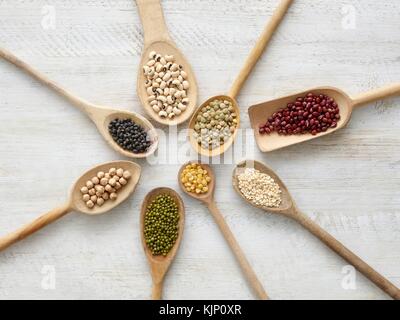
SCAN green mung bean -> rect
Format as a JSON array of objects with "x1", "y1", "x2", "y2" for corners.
[{"x1": 144, "y1": 194, "x2": 180, "y2": 256}]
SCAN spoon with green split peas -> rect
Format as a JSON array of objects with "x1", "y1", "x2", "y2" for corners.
[
  {"x1": 140, "y1": 188, "x2": 185, "y2": 300},
  {"x1": 0, "y1": 161, "x2": 141, "y2": 253},
  {"x1": 249, "y1": 84, "x2": 400, "y2": 152},
  {"x1": 178, "y1": 161, "x2": 269, "y2": 300},
  {"x1": 188, "y1": 0, "x2": 293, "y2": 157},
  {"x1": 0, "y1": 47, "x2": 158, "y2": 158},
  {"x1": 232, "y1": 160, "x2": 400, "y2": 300}
]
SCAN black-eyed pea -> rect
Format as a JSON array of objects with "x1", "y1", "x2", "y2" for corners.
[
  {"x1": 82, "y1": 194, "x2": 90, "y2": 202},
  {"x1": 80, "y1": 186, "x2": 89, "y2": 194},
  {"x1": 152, "y1": 105, "x2": 160, "y2": 113},
  {"x1": 110, "y1": 193, "x2": 118, "y2": 200},
  {"x1": 148, "y1": 51, "x2": 156, "y2": 59},
  {"x1": 180, "y1": 70, "x2": 187, "y2": 79},
  {"x1": 159, "y1": 110, "x2": 168, "y2": 118},
  {"x1": 183, "y1": 81, "x2": 190, "y2": 90},
  {"x1": 96, "y1": 198, "x2": 105, "y2": 206},
  {"x1": 165, "y1": 55, "x2": 174, "y2": 62},
  {"x1": 86, "y1": 200, "x2": 94, "y2": 208},
  {"x1": 173, "y1": 107, "x2": 181, "y2": 115}
]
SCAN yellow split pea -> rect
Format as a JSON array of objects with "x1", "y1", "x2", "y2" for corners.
[{"x1": 181, "y1": 163, "x2": 211, "y2": 194}]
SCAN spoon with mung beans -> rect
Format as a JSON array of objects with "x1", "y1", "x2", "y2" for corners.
[
  {"x1": 135, "y1": 0, "x2": 198, "y2": 126},
  {"x1": 249, "y1": 84, "x2": 400, "y2": 152},
  {"x1": 140, "y1": 187, "x2": 185, "y2": 300},
  {"x1": 0, "y1": 161, "x2": 141, "y2": 253},
  {"x1": 0, "y1": 47, "x2": 159, "y2": 158},
  {"x1": 232, "y1": 159, "x2": 400, "y2": 300},
  {"x1": 178, "y1": 161, "x2": 269, "y2": 300},
  {"x1": 188, "y1": 0, "x2": 293, "y2": 157}
]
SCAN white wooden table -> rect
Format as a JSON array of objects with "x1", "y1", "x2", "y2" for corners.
[{"x1": 0, "y1": 0, "x2": 399, "y2": 300}]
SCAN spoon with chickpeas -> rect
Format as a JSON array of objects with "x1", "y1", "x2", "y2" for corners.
[
  {"x1": 136, "y1": 0, "x2": 198, "y2": 126},
  {"x1": 188, "y1": 0, "x2": 293, "y2": 157},
  {"x1": 0, "y1": 161, "x2": 141, "y2": 253},
  {"x1": 0, "y1": 47, "x2": 159, "y2": 159},
  {"x1": 178, "y1": 161, "x2": 269, "y2": 300},
  {"x1": 232, "y1": 160, "x2": 400, "y2": 300}
]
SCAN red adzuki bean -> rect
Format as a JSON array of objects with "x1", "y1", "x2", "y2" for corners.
[{"x1": 259, "y1": 92, "x2": 340, "y2": 136}]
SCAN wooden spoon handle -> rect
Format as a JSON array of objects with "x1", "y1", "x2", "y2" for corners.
[
  {"x1": 152, "y1": 281, "x2": 163, "y2": 300},
  {"x1": 207, "y1": 201, "x2": 269, "y2": 300},
  {"x1": 136, "y1": 0, "x2": 170, "y2": 45},
  {"x1": 292, "y1": 210, "x2": 400, "y2": 300},
  {"x1": 0, "y1": 203, "x2": 71, "y2": 252},
  {"x1": 352, "y1": 83, "x2": 400, "y2": 108},
  {"x1": 229, "y1": 0, "x2": 293, "y2": 99},
  {"x1": 0, "y1": 47, "x2": 94, "y2": 113}
]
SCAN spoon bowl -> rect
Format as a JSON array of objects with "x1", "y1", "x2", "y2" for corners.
[
  {"x1": 136, "y1": 0, "x2": 198, "y2": 126},
  {"x1": 0, "y1": 47, "x2": 159, "y2": 158},
  {"x1": 188, "y1": 0, "x2": 293, "y2": 157},
  {"x1": 249, "y1": 84, "x2": 400, "y2": 152},
  {"x1": 0, "y1": 160, "x2": 142, "y2": 253},
  {"x1": 232, "y1": 159, "x2": 400, "y2": 300},
  {"x1": 140, "y1": 187, "x2": 185, "y2": 299},
  {"x1": 71, "y1": 160, "x2": 141, "y2": 215}
]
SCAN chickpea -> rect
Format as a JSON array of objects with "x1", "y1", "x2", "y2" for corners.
[
  {"x1": 97, "y1": 171, "x2": 105, "y2": 179},
  {"x1": 86, "y1": 181, "x2": 94, "y2": 189},
  {"x1": 123, "y1": 170, "x2": 131, "y2": 179},
  {"x1": 110, "y1": 193, "x2": 118, "y2": 200},
  {"x1": 86, "y1": 200, "x2": 94, "y2": 208},
  {"x1": 80, "y1": 187, "x2": 89, "y2": 194},
  {"x1": 96, "y1": 198, "x2": 105, "y2": 206},
  {"x1": 108, "y1": 178, "x2": 116, "y2": 187},
  {"x1": 91, "y1": 177, "x2": 100, "y2": 185},
  {"x1": 119, "y1": 177, "x2": 127, "y2": 185},
  {"x1": 102, "y1": 192, "x2": 109, "y2": 200},
  {"x1": 88, "y1": 188, "x2": 96, "y2": 196},
  {"x1": 100, "y1": 178, "x2": 108, "y2": 186},
  {"x1": 116, "y1": 168, "x2": 124, "y2": 177},
  {"x1": 90, "y1": 195, "x2": 97, "y2": 203},
  {"x1": 105, "y1": 184, "x2": 113, "y2": 193},
  {"x1": 82, "y1": 194, "x2": 90, "y2": 202},
  {"x1": 109, "y1": 168, "x2": 117, "y2": 176}
]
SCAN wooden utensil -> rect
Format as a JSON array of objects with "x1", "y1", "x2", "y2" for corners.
[
  {"x1": 0, "y1": 47, "x2": 159, "y2": 158},
  {"x1": 178, "y1": 161, "x2": 269, "y2": 300},
  {"x1": 140, "y1": 187, "x2": 185, "y2": 300},
  {"x1": 249, "y1": 84, "x2": 400, "y2": 152},
  {"x1": 136, "y1": 0, "x2": 198, "y2": 126},
  {"x1": 188, "y1": 0, "x2": 293, "y2": 157},
  {"x1": 0, "y1": 161, "x2": 141, "y2": 253},
  {"x1": 232, "y1": 160, "x2": 400, "y2": 300}
]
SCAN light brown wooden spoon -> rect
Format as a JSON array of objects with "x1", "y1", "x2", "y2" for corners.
[
  {"x1": 140, "y1": 187, "x2": 185, "y2": 300},
  {"x1": 232, "y1": 159, "x2": 400, "y2": 300},
  {"x1": 136, "y1": 0, "x2": 198, "y2": 126},
  {"x1": 0, "y1": 47, "x2": 158, "y2": 158},
  {"x1": 249, "y1": 84, "x2": 400, "y2": 152},
  {"x1": 0, "y1": 161, "x2": 141, "y2": 253},
  {"x1": 178, "y1": 161, "x2": 268, "y2": 300},
  {"x1": 188, "y1": 0, "x2": 293, "y2": 157}
]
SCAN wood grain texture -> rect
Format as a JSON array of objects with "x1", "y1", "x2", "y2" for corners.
[{"x1": 0, "y1": 0, "x2": 399, "y2": 299}]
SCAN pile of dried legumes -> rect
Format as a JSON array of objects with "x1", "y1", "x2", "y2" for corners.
[
  {"x1": 80, "y1": 167, "x2": 131, "y2": 208},
  {"x1": 180, "y1": 163, "x2": 211, "y2": 194},
  {"x1": 237, "y1": 168, "x2": 282, "y2": 208},
  {"x1": 143, "y1": 51, "x2": 190, "y2": 120},
  {"x1": 193, "y1": 98, "x2": 238, "y2": 149},
  {"x1": 259, "y1": 92, "x2": 341, "y2": 136}
]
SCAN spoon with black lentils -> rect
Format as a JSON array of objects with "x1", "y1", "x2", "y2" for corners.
[
  {"x1": 140, "y1": 187, "x2": 185, "y2": 300},
  {"x1": 0, "y1": 47, "x2": 159, "y2": 158},
  {"x1": 0, "y1": 161, "x2": 141, "y2": 253}
]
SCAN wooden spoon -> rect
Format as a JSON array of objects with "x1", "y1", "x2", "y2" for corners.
[
  {"x1": 178, "y1": 161, "x2": 269, "y2": 299},
  {"x1": 188, "y1": 0, "x2": 293, "y2": 157},
  {"x1": 232, "y1": 160, "x2": 400, "y2": 300},
  {"x1": 140, "y1": 187, "x2": 185, "y2": 300},
  {"x1": 0, "y1": 161, "x2": 141, "y2": 253},
  {"x1": 0, "y1": 47, "x2": 159, "y2": 158},
  {"x1": 249, "y1": 84, "x2": 400, "y2": 152},
  {"x1": 136, "y1": 0, "x2": 198, "y2": 126}
]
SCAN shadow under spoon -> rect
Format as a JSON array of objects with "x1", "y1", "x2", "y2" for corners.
[
  {"x1": 0, "y1": 161, "x2": 141, "y2": 253},
  {"x1": 233, "y1": 159, "x2": 400, "y2": 300},
  {"x1": 0, "y1": 47, "x2": 159, "y2": 158}
]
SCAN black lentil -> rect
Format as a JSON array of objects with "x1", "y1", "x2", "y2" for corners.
[
  {"x1": 108, "y1": 118, "x2": 151, "y2": 154},
  {"x1": 144, "y1": 194, "x2": 180, "y2": 256}
]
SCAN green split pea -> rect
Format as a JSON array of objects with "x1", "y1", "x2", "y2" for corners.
[{"x1": 144, "y1": 194, "x2": 180, "y2": 256}]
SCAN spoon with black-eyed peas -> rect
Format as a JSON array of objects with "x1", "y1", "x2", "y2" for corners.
[
  {"x1": 0, "y1": 47, "x2": 159, "y2": 158},
  {"x1": 136, "y1": 0, "x2": 198, "y2": 126}
]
